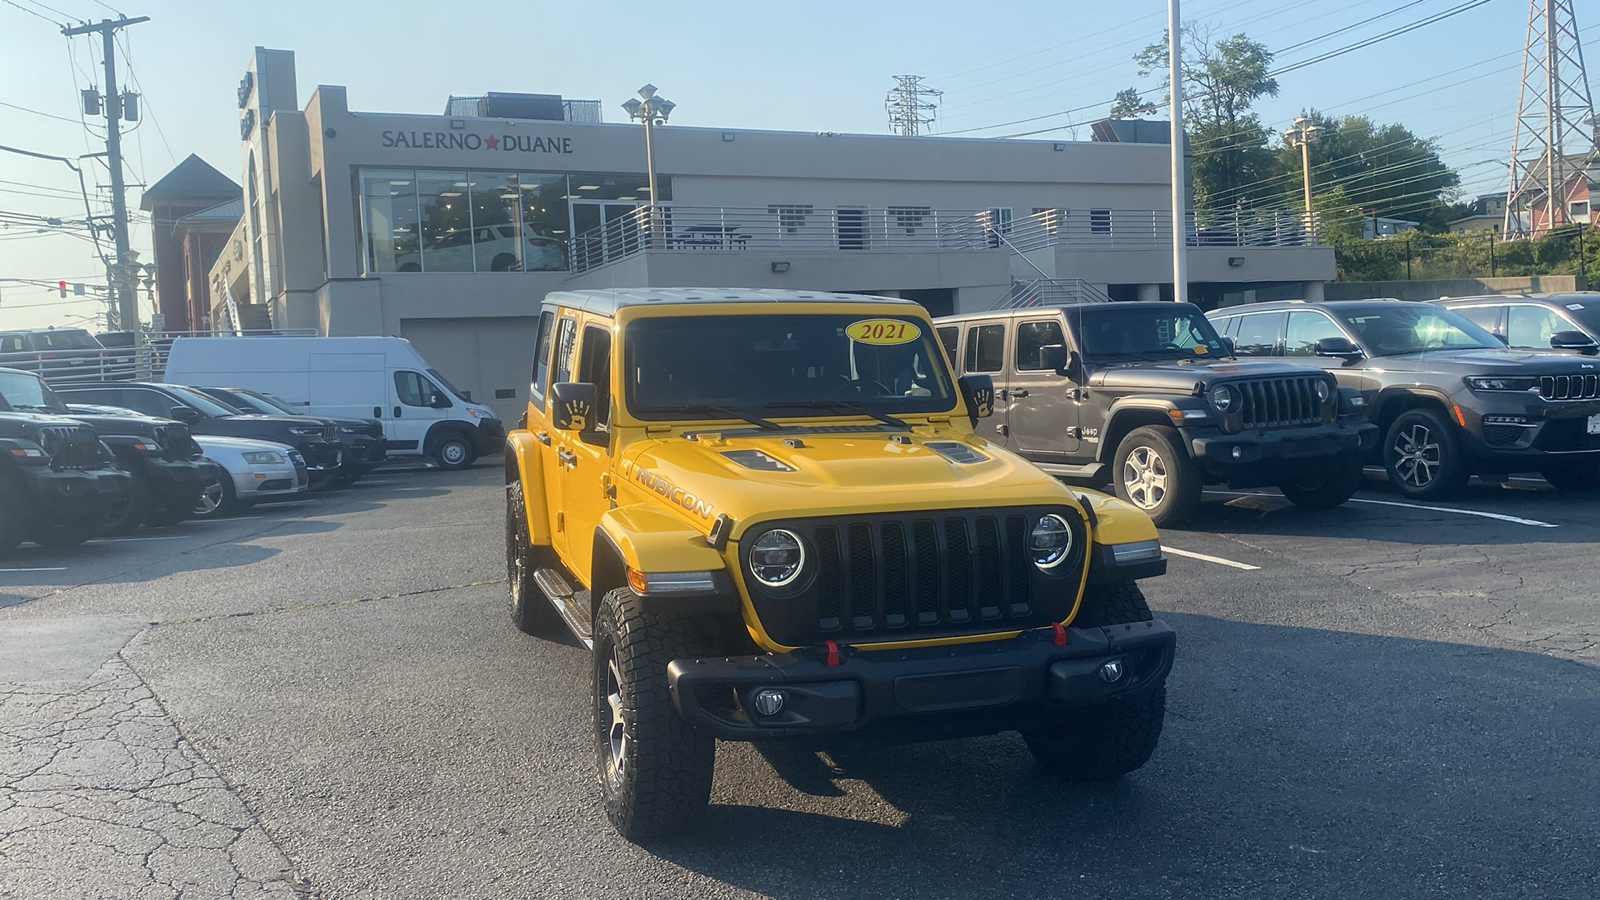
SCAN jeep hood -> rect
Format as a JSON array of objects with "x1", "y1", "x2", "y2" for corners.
[
  {"x1": 618, "y1": 426, "x2": 1081, "y2": 533},
  {"x1": 1090, "y1": 358, "x2": 1329, "y2": 393},
  {"x1": 1362, "y1": 349, "x2": 1600, "y2": 374}
]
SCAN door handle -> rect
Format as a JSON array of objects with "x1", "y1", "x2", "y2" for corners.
[
  {"x1": 373, "y1": 406, "x2": 382, "y2": 418},
  {"x1": 535, "y1": 431, "x2": 551, "y2": 445},
  {"x1": 393, "y1": 406, "x2": 402, "y2": 417},
  {"x1": 557, "y1": 448, "x2": 577, "y2": 468},
  {"x1": 1009, "y1": 389, "x2": 1029, "y2": 399}
]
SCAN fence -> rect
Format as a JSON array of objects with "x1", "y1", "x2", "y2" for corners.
[
  {"x1": 1334, "y1": 226, "x2": 1595, "y2": 283},
  {"x1": 4, "y1": 329, "x2": 317, "y2": 386}
]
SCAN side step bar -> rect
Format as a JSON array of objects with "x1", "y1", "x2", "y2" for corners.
[{"x1": 532, "y1": 568, "x2": 594, "y2": 649}]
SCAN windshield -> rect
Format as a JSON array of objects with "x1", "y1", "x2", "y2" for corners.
[
  {"x1": 0, "y1": 369, "x2": 66, "y2": 412},
  {"x1": 248, "y1": 391, "x2": 302, "y2": 415},
  {"x1": 1556, "y1": 298, "x2": 1600, "y2": 336},
  {"x1": 624, "y1": 314, "x2": 957, "y2": 421},
  {"x1": 28, "y1": 330, "x2": 101, "y2": 351},
  {"x1": 1071, "y1": 305, "x2": 1226, "y2": 360},
  {"x1": 214, "y1": 390, "x2": 280, "y2": 415},
  {"x1": 1337, "y1": 305, "x2": 1500, "y2": 356},
  {"x1": 165, "y1": 384, "x2": 248, "y2": 418},
  {"x1": 426, "y1": 368, "x2": 472, "y2": 403}
]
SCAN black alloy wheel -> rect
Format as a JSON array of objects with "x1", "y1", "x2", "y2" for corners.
[{"x1": 1383, "y1": 408, "x2": 1468, "y2": 500}]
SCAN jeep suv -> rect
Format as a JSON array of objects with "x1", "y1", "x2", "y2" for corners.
[
  {"x1": 936, "y1": 302, "x2": 1377, "y2": 525},
  {"x1": 1208, "y1": 299, "x2": 1600, "y2": 496},
  {"x1": 1432, "y1": 293, "x2": 1600, "y2": 356},
  {"x1": 0, "y1": 384, "x2": 130, "y2": 554},
  {"x1": 504, "y1": 289, "x2": 1176, "y2": 841},
  {"x1": 0, "y1": 367, "x2": 209, "y2": 532}
]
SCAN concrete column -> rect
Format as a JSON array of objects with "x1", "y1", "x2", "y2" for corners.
[
  {"x1": 1303, "y1": 281, "x2": 1326, "y2": 301},
  {"x1": 1138, "y1": 283, "x2": 1162, "y2": 302}
]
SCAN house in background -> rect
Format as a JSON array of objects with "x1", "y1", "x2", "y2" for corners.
[
  {"x1": 140, "y1": 155, "x2": 241, "y2": 332},
  {"x1": 1448, "y1": 194, "x2": 1507, "y2": 234}
]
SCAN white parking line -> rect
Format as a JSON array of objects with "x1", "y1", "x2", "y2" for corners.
[
  {"x1": 0, "y1": 567, "x2": 67, "y2": 572},
  {"x1": 1208, "y1": 489, "x2": 1558, "y2": 529},
  {"x1": 87, "y1": 536, "x2": 187, "y2": 543},
  {"x1": 1163, "y1": 546, "x2": 1261, "y2": 570}
]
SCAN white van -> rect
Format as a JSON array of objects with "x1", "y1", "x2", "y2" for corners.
[{"x1": 162, "y1": 336, "x2": 504, "y2": 470}]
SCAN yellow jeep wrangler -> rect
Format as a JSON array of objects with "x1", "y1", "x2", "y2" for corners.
[{"x1": 505, "y1": 288, "x2": 1175, "y2": 840}]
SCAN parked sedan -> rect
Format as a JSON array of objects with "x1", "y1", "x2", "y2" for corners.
[
  {"x1": 195, "y1": 386, "x2": 387, "y2": 484},
  {"x1": 191, "y1": 435, "x2": 308, "y2": 518}
]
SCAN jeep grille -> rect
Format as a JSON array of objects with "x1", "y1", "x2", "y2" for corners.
[
  {"x1": 739, "y1": 506, "x2": 1087, "y2": 647},
  {"x1": 1538, "y1": 374, "x2": 1600, "y2": 400},
  {"x1": 152, "y1": 423, "x2": 198, "y2": 462},
  {"x1": 39, "y1": 425, "x2": 101, "y2": 470},
  {"x1": 1234, "y1": 376, "x2": 1327, "y2": 429},
  {"x1": 323, "y1": 423, "x2": 337, "y2": 443}
]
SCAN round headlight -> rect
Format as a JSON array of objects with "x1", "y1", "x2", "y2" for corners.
[
  {"x1": 1209, "y1": 384, "x2": 1234, "y2": 412},
  {"x1": 1315, "y1": 380, "x2": 1331, "y2": 402},
  {"x1": 750, "y1": 529, "x2": 806, "y2": 588},
  {"x1": 1029, "y1": 514, "x2": 1074, "y2": 570}
]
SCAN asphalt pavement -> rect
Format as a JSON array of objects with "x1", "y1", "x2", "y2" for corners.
[{"x1": 1, "y1": 466, "x2": 1597, "y2": 899}]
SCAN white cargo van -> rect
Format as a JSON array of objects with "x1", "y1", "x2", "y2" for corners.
[{"x1": 162, "y1": 336, "x2": 504, "y2": 470}]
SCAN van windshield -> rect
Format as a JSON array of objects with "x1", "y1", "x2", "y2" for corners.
[
  {"x1": 427, "y1": 368, "x2": 471, "y2": 403},
  {"x1": 624, "y1": 314, "x2": 957, "y2": 421}
]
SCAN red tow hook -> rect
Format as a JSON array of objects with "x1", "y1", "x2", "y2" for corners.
[
  {"x1": 1052, "y1": 622, "x2": 1068, "y2": 647},
  {"x1": 825, "y1": 640, "x2": 842, "y2": 666}
]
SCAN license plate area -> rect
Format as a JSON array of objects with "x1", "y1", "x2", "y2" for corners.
[{"x1": 1587, "y1": 413, "x2": 1600, "y2": 435}]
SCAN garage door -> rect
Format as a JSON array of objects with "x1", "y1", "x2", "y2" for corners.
[{"x1": 399, "y1": 317, "x2": 539, "y2": 424}]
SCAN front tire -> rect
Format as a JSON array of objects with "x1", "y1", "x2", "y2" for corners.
[
  {"x1": 1278, "y1": 455, "x2": 1365, "y2": 509},
  {"x1": 1383, "y1": 408, "x2": 1468, "y2": 499},
  {"x1": 32, "y1": 519, "x2": 102, "y2": 549},
  {"x1": 593, "y1": 586, "x2": 718, "y2": 842},
  {"x1": 1112, "y1": 426, "x2": 1202, "y2": 526},
  {"x1": 102, "y1": 473, "x2": 152, "y2": 535},
  {"x1": 0, "y1": 476, "x2": 34, "y2": 555},
  {"x1": 432, "y1": 432, "x2": 476, "y2": 471},
  {"x1": 191, "y1": 470, "x2": 239, "y2": 518},
  {"x1": 506, "y1": 482, "x2": 562, "y2": 636}
]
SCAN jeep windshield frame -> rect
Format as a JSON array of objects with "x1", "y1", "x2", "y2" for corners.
[
  {"x1": 0, "y1": 368, "x2": 69, "y2": 414},
  {"x1": 1067, "y1": 305, "x2": 1227, "y2": 363},
  {"x1": 623, "y1": 313, "x2": 959, "y2": 422}
]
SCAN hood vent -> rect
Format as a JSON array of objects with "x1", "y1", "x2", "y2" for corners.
[
  {"x1": 924, "y1": 441, "x2": 989, "y2": 464},
  {"x1": 720, "y1": 449, "x2": 795, "y2": 471}
]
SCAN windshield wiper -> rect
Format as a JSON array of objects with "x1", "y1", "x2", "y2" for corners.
[
  {"x1": 766, "y1": 400, "x2": 908, "y2": 428},
  {"x1": 637, "y1": 404, "x2": 781, "y2": 430}
]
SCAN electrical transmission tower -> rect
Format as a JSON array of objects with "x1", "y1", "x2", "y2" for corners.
[
  {"x1": 885, "y1": 75, "x2": 942, "y2": 136},
  {"x1": 1504, "y1": 0, "x2": 1596, "y2": 237}
]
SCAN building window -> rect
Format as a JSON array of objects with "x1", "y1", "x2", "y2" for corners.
[
  {"x1": 1572, "y1": 200, "x2": 1590, "y2": 219},
  {"x1": 418, "y1": 170, "x2": 475, "y2": 272},
  {"x1": 1090, "y1": 209, "x2": 1112, "y2": 235},
  {"x1": 768, "y1": 204, "x2": 813, "y2": 233},
  {"x1": 520, "y1": 173, "x2": 569, "y2": 271},
  {"x1": 889, "y1": 206, "x2": 930, "y2": 232},
  {"x1": 361, "y1": 169, "x2": 421, "y2": 273}
]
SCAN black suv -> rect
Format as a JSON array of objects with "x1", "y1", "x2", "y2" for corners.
[
  {"x1": 53, "y1": 382, "x2": 344, "y2": 485},
  {"x1": 0, "y1": 385, "x2": 129, "y2": 553},
  {"x1": 194, "y1": 386, "x2": 387, "y2": 485},
  {"x1": 1432, "y1": 293, "x2": 1600, "y2": 356},
  {"x1": 1208, "y1": 299, "x2": 1600, "y2": 497},
  {"x1": 936, "y1": 302, "x2": 1377, "y2": 525},
  {"x1": 0, "y1": 368, "x2": 210, "y2": 533}
]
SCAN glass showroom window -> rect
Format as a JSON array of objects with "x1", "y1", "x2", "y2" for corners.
[
  {"x1": 519, "y1": 173, "x2": 569, "y2": 271},
  {"x1": 468, "y1": 171, "x2": 522, "y2": 271},
  {"x1": 419, "y1": 170, "x2": 475, "y2": 272},
  {"x1": 361, "y1": 169, "x2": 420, "y2": 273}
]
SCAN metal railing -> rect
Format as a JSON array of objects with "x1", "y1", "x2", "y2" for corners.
[
  {"x1": 992, "y1": 278, "x2": 1115, "y2": 309},
  {"x1": 1005, "y1": 208, "x2": 1322, "y2": 253},
  {"x1": 5, "y1": 329, "x2": 318, "y2": 386}
]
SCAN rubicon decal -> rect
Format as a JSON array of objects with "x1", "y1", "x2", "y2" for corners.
[
  {"x1": 636, "y1": 467, "x2": 713, "y2": 519},
  {"x1": 380, "y1": 131, "x2": 574, "y2": 154}
]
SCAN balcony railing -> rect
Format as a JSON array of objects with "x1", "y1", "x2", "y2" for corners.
[{"x1": 567, "y1": 205, "x2": 1324, "y2": 273}]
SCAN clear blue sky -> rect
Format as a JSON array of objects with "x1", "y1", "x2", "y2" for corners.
[{"x1": 0, "y1": 0, "x2": 1584, "y2": 328}]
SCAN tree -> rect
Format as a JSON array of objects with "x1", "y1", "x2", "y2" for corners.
[
  {"x1": 1280, "y1": 111, "x2": 1461, "y2": 230},
  {"x1": 1118, "y1": 26, "x2": 1282, "y2": 208},
  {"x1": 1110, "y1": 88, "x2": 1153, "y2": 119}
]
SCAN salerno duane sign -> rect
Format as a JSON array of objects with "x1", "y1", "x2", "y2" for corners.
[{"x1": 380, "y1": 130, "x2": 573, "y2": 154}]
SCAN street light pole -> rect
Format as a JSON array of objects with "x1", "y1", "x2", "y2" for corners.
[
  {"x1": 622, "y1": 85, "x2": 676, "y2": 246},
  {"x1": 1285, "y1": 116, "x2": 1322, "y2": 241},
  {"x1": 1169, "y1": 0, "x2": 1188, "y2": 304}
]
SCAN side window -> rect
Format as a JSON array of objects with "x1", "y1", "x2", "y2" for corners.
[
  {"x1": 394, "y1": 371, "x2": 435, "y2": 407},
  {"x1": 1452, "y1": 305, "x2": 1502, "y2": 335},
  {"x1": 1015, "y1": 320, "x2": 1066, "y2": 371},
  {"x1": 553, "y1": 316, "x2": 578, "y2": 384},
  {"x1": 59, "y1": 387, "x2": 117, "y2": 408},
  {"x1": 1506, "y1": 306, "x2": 1566, "y2": 349},
  {"x1": 1232, "y1": 312, "x2": 1285, "y2": 357},
  {"x1": 124, "y1": 389, "x2": 179, "y2": 418},
  {"x1": 965, "y1": 323, "x2": 1005, "y2": 373},
  {"x1": 578, "y1": 324, "x2": 613, "y2": 437},
  {"x1": 936, "y1": 326, "x2": 959, "y2": 364},
  {"x1": 531, "y1": 310, "x2": 555, "y2": 400},
  {"x1": 1285, "y1": 311, "x2": 1347, "y2": 357},
  {"x1": 0, "y1": 334, "x2": 23, "y2": 353}
]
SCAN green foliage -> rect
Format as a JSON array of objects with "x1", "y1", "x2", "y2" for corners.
[
  {"x1": 1332, "y1": 226, "x2": 1599, "y2": 283},
  {"x1": 1110, "y1": 88, "x2": 1152, "y2": 119},
  {"x1": 1285, "y1": 111, "x2": 1461, "y2": 229}
]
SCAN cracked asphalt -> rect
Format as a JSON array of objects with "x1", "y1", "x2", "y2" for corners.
[{"x1": 1, "y1": 465, "x2": 1597, "y2": 899}]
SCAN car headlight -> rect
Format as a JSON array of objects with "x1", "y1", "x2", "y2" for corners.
[
  {"x1": 287, "y1": 426, "x2": 321, "y2": 436},
  {"x1": 339, "y1": 425, "x2": 364, "y2": 434},
  {"x1": 131, "y1": 441, "x2": 163, "y2": 455},
  {"x1": 241, "y1": 451, "x2": 283, "y2": 464},
  {"x1": 1315, "y1": 380, "x2": 1331, "y2": 402},
  {"x1": 1029, "y1": 514, "x2": 1074, "y2": 571},
  {"x1": 1208, "y1": 384, "x2": 1234, "y2": 412},
  {"x1": 1465, "y1": 376, "x2": 1540, "y2": 393},
  {"x1": 749, "y1": 529, "x2": 806, "y2": 588}
]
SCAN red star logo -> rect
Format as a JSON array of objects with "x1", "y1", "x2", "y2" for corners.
[{"x1": 483, "y1": 135, "x2": 499, "y2": 150}]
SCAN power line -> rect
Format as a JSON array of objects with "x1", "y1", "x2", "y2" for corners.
[
  {"x1": 0, "y1": 99, "x2": 83, "y2": 124},
  {"x1": 0, "y1": 0, "x2": 60, "y2": 25}
]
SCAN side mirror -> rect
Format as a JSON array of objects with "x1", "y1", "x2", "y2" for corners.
[
  {"x1": 169, "y1": 406, "x2": 201, "y2": 424},
  {"x1": 429, "y1": 392, "x2": 452, "y2": 409},
  {"x1": 1038, "y1": 343, "x2": 1068, "y2": 374},
  {"x1": 1550, "y1": 330, "x2": 1600, "y2": 355},
  {"x1": 957, "y1": 374, "x2": 994, "y2": 422},
  {"x1": 1219, "y1": 336, "x2": 1237, "y2": 357},
  {"x1": 1314, "y1": 337, "x2": 1362, "y2": 359},
  {"x1": 550, "y1": 382, "x2": 597, "y2": 432}
]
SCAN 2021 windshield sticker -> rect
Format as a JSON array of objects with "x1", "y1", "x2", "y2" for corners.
[{"x1": 846, "y1": 318, "x2": 921, "y2": 345}]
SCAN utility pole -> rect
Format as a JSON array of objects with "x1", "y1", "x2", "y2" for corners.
[
  {"x1": 885, "y1": 76, "x2": 942, "y2": 136},
  {"x1": 1503, "y1": 0, "x2": 1594, "y2": 237},
  {"x1": 1169, "y1": 0, "x2": 1188, "y2": 304},
  {"x1": 1286, "y1": 116, "x2": 1323, "y2": 240},
  {"x1": 61, "y1": 15, "x2": 148, "y2": 339}
]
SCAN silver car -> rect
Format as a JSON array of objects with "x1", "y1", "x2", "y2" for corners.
[{"x1": 192, "y1": 435, "x2": 308, "y2": 517}]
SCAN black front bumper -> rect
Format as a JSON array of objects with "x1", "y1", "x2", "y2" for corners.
[
  {"x1": 473, "y1": 419, "x2": 505, "y2": 454},
  {"x1": 667, "y1": 619, "x2": 1175, "y2": 741},
  {"x1": 340, "y1": 437, "x2": 388, "y2": 471},
  {"x1": 295, "y1": 440, "x2": 344, "y2": 472},
  {"x1": 1186, "y1": 420, "x2": 1377, "y2": 481},
  {"x1": 22, "y1": 466, "x2": 131, "y2": 527},
  {"x1": 139, "y1": 457, "x2": 211, "y2": 511}
]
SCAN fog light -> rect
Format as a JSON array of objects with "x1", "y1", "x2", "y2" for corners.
[
  {"x1": 1098, "y1": 660, "x2": 1125, "y2": 683},
  {"x1": 752, "y1": 688, "x2": 786, "y2": 717},
  {"x1": 1231, "y1": 446, "x2": 1243, "y2": 460}
]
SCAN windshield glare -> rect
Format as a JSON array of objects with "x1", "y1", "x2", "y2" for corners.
[
  {"x1": 166, "y1": 385, "x2": 247, "y2": 418},
  {"x1": 1339, "y1": 306, "x2": 1499, "y2": 356},
  {"x1": 0, "y1": 370, "x2": 63, "y2": 412},
  {"x1": 625, "y1": 314, "x2": 957, "y2": 420},
  {"x1": 1072, "y1": 306, "x2": 1225, "y2": 359}
]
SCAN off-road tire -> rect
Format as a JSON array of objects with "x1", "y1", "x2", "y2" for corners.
[
  {"x1": 0, "y1": 476, "x2": 32, "y2": 555},
  {"x1": 102, "y1": 473, "x2": 152, "y2": 535},
  {"x1": 1278, "y1": 455, "x2": 1365, "y2": 509},
  {"x1": 593, "y1": 586, "x2": 719, "y2": 842},
  {"x1": 506, "y1": 482, "x2": 562, "y2": 636},
  {"x1": 31, "y1": 518, "x2": 102, "y2": 549},
  {"x1": 1383, "y1": 408, "x2": 1468, "y2": 500},
  {"x1": 432, "y1": 431, "x2": 476, "y2": 471},
  {"x1": 1072, "y1": 581, "x2": 1156, "y2": 628},
  {"x1": 1112, "y1": 426, "x2": 1202, "y2": 527},
  {"x1": 144, "y1": 503, "x2": 192, "y2": 528},
  {"x1": 1540, "y1": 461, "x2": 1600, "y2": 492}
]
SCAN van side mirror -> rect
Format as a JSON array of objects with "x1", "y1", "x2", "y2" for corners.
[
  {"x1": 551, "y1": 382, "x2": 598, "y2": 432},
  {"x1": 1550, "y1": 330, "x2": 1600, "y2": 355},
  {"x1": 957, "y1": 374, "x2": 994, "y2": 422},
  {"x1": 429, "y1": 392, "x2": 452, "y2": 409},
  {"x1": 169, "y1": 406, "x2": 201, "y2": 424},
  {"x1": 1314, "y1": 336, "x2": 1362, "y2": 359}
]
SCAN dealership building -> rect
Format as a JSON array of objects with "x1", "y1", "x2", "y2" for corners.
[{"x1": 202, "y1": 47, "x2": 1333, "y2": 421}]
